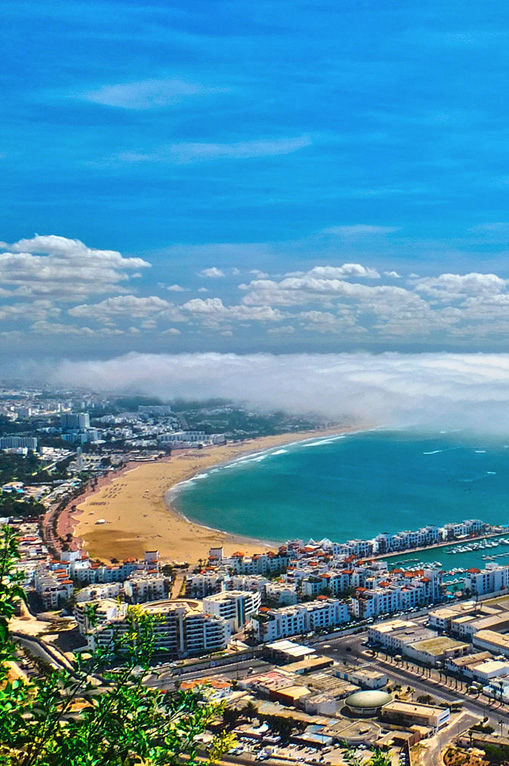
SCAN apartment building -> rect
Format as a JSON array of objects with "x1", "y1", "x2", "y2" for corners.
[
  {"x1": 202, "y1": 590, "x2": 261, "y2": 632},
  {"x1": 228, "y1": 574, "x2": 269, "y2": 594},
  {"x1": 465, "y1": 565, "x2": 509, "y2": 596},
  {"x1": 442, "y1": 520, "x2": 485, "y2": 539},
  {"x1": 226, "y1": 550, "x2": 290, "y2": 576},
  {"x1": 252, "y1": 597, "x2": 350, "y2": 642},
  {"x1": 75, "y1": 582, "x2": 123, "y2": 603},
  {"x1": 70, "y1": 559, "x2": 140, "y2": 584},
  {"x1": 185, "y1": 572, "x2": 225, "y2": 598},
  {"x1": 301, "y1": 571, "x2": 351, "y2": 598},
  {"x1": 124, "y1": 574, "x2": 167, "y2": 603},
  {"x1": 34, "y1": 568, "x2": 74, "y2": 609},
  {"x1": 0, "y1": 435, "x2": 38, "y2": 450},
  {"x1": 351, "y1": 568, "x2": 442, "y2": 619},
  {"x1": 88, "y1": 599, "x2": 230, "y2": 657},
  {"x1": 264, "y1": 581, "x2": 298, "y2": 606},
  {"x1": 74, "y1": 598, "x2": 127, "y2": 635}
]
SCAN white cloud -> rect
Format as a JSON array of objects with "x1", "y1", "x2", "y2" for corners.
[
  {"x1": 305, "y1": 264, "x2": 380, "y2": 279},
  {"x1": 51, "y1": 351, "x2": 509, "y2": 433},
  {"x1": 118, "y1": 136, "x2": 312, "y2": 164},
  {"x1": 267, "y1": 326, "x2": 295, "y2": 334},
  {"x1": 31, "y1": 321, "x2": 95, "y2": 336},
  {"x1": 69, "y1": 295, "x2": 174, "y2": 320},
  {"x1": 199, "y1": 267, "x2": 225, "y2": 279},
  {"x1": 167, "y1": 284, "x2": 187, "y2": 292},
  {"x1": 83, "y1": 78, "x2": 225, "y2": 110},
  {"x1": 237, "y1": 264, "x2": 509, "y2": 340},
  {"x1": 0, "y1": 300, "x2": 60, "y2": 322},
  {"x1": 414, "y1": 273, "x2": 507, "y2": 300},
  {"x1": 241, "y1": 274, "x2": 413, "y2": 308},
  {"x1": 182, "y1": 297, "x2": 283, "y2": 324},
  {"x1": 0, "y1": 235, "x2": 149, "y2": 298}
]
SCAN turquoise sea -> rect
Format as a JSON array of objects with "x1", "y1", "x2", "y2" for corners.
[{"x1": 172, "y1": 429, "x2": 509, "y2": 572}]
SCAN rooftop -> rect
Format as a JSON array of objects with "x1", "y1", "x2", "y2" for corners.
[
  {"x1": 410, "y1": 636, "x2": 468, "y2": 656},
  {"x1": 345, "y1": 690, "x2": 392, "y2": 709},
  {"x1": 475, "y1": 630, "x2": 509, "y2": 650}
]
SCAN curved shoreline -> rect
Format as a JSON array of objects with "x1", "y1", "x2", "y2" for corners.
[
  {"x1": 166, "y1": 427, "x2": 363, "y2": 509},
  {"x1": 72, "y1": 425, "x2": 363, "y2": 565}
]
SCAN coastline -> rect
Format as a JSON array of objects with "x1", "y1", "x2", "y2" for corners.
[{"x1": 71, "y1": 424, "x2": 362, "y2": 565}]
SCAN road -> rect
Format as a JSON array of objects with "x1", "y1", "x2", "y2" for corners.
[
  {"x1": 316, "y1": 632, "x2": 509, "y2": 725},
  {"x1": 147, "y1": 657, "x2": 271, "y2": 688},
  {"x1": 420, "y1": 712, "x2": 479, "y2": 766},
  {"x1": 13, "y1": 634, "x2": 64, "y2": 670}
]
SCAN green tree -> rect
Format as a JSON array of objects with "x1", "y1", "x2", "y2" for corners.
[
  {"x1": 368, "y1": 749, "x2": 391, "y2": 766},
  {"x1": 0, "y1": 525, "x2": 231, "y2": 765}
]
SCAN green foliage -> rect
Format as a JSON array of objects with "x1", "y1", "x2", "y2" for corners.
[
  {"x1": 0, "y1": 525, "x2": 228, "y2": 765},
  {"x1": 482, "y1": 742, "x2": 509, "y2": 764},
  {"x1": 344, "y1": 747, "x2": 391, "y2": 766},
  {"x1": 0, "y1": 495, "x2": 45, "y2": 519},
  {"x1": 416, "y1": 694, "x2": 435, "y2": 705},
  {"x1": 0, "y1": 526, "x2": 26, "y2": 659},
  {"x1": 367, "y1": 749, "x2": 391, "y2": 766},
  {"x1": 0, "y1": 453, "x2": 71, "y2": 490},
  {"x1": 0, "y1": 454, "x2": 43, "y2": 485}
]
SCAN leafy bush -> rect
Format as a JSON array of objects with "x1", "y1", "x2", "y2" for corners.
[{"x1": 0, "y1": 525, "x2": 230, "y2": 765}]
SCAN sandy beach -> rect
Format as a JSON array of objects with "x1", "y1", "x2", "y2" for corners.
[{"x1": 71, "y1": 426, "x2": 358, "y2": 565}]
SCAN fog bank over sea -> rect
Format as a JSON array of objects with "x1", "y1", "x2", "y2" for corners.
[
  {"x1": 52, "y1": 351, "x2": 509, "y2": 435},
  {"x1": 173, "y1": 429, "x2": 509, "y2": 545}
]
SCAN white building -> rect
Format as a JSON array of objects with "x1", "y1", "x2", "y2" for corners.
[
  {"x1": 465, "y1": 565, "x2": 509, "y2": 596},
  {"x1": 301, "y1": 571, "x2": 351, "y2": 598},
  {"x1": 74, "y1": 598, "x2": 127, "y2": 635},
  {"x1": 75, "y1": 582, "x2": 123, "y2": 603},
  {"x1": 203, "y1": 590, "x2": 261, "y2": 632},
  {"x1": 264, "y1": 582, "x2": 298, "y2": 606},
  {"x1": 34, "y1": 568, "x2": 74, "y2": 609},
  {"x1": 124, "y1": 574, "x2": 167, "y2": 603},
  {"x1": 228, "y1": 574, "x2": 269, "y2": 594},
  {"x1": 185, "y1": 572, "x2": 225, "y2": 598},
  {"x1": 88, "y1": 599, "x2": 230, "y2": 657},
  {"x1": 252, "y1": 597, "x2": 350, "y2": 642},
  {"x1": 226, "y1": 550, "x2": 289, "y2": 575},
  {"x1": 0, "y1": 436, "x2": 38, "y2": 451}
]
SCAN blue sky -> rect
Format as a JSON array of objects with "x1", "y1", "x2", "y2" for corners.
[{"x1": 3, "y1": 1, "x2": 509, "y2": 357}]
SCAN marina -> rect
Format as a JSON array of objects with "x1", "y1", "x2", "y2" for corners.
[{"x1": 383, "y1": 534, "x2": 509, "y2": 593}]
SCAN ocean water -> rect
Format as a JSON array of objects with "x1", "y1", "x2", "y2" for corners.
[{"x1": 172, "y1": 429, "x2": 509, "y2": 560}]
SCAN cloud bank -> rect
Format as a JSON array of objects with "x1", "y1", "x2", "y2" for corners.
[{"x1": 51, "y1": 351, "x2": 509, "y2": 433}]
